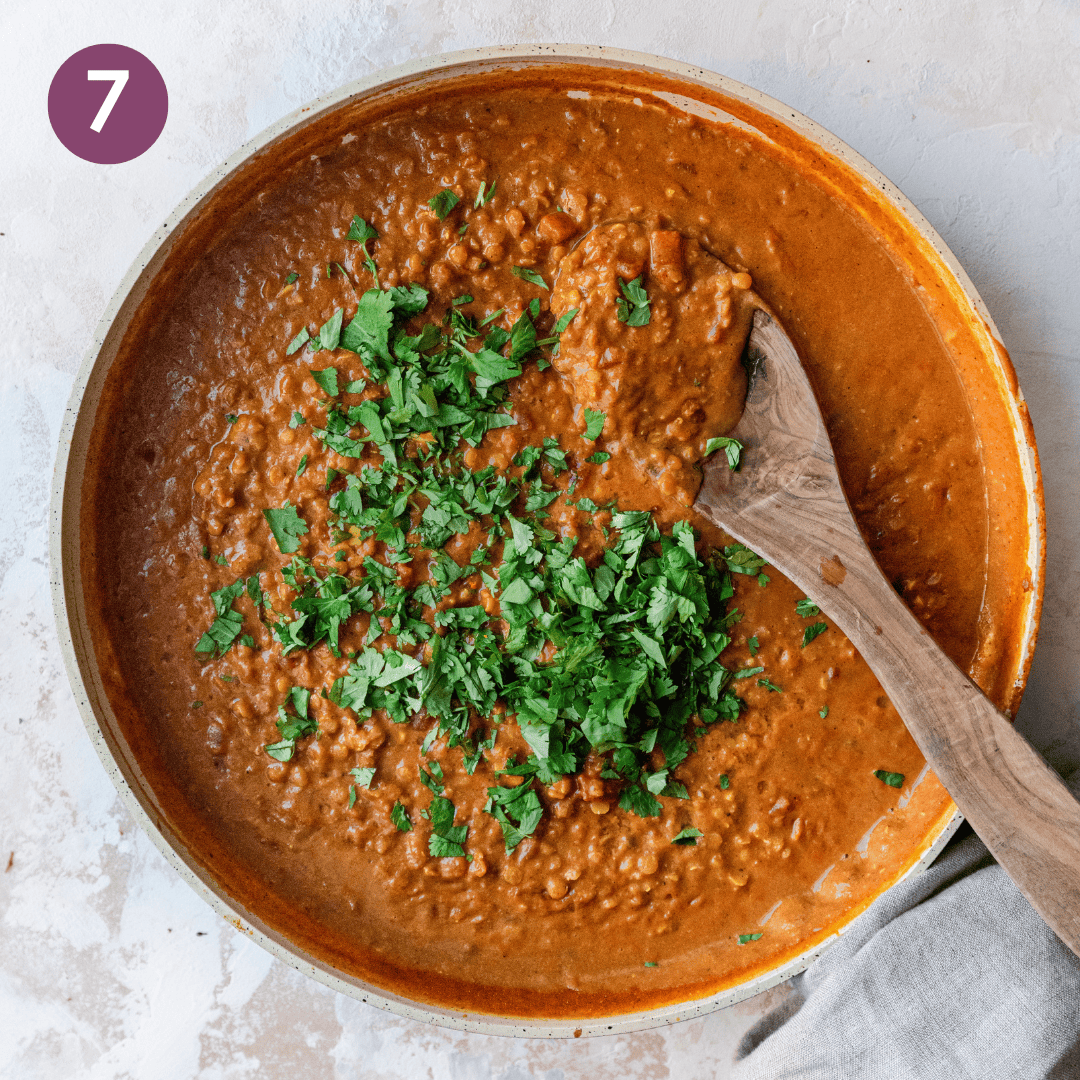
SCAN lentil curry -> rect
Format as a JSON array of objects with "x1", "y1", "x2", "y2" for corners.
[{"x1": 81, "y1": 65, "x2": 1033, "y2": 1018}]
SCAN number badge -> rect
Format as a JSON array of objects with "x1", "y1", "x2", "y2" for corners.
[{"x1": 49, "y1": 45, "x2": 167, "y2": 164}]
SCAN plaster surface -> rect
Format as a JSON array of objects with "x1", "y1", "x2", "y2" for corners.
[{"x1": 1, "y1": 2, "x2": 1078, "y2": 1077}]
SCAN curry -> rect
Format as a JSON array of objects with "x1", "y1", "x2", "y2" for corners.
[{"x1": 80, "y1": 65, "x2": 1032, "y2": 1018}]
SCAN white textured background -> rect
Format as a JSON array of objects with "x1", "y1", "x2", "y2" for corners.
[{"x1": 2, "y1": 2, "x2": 1078, "y2": 1077}]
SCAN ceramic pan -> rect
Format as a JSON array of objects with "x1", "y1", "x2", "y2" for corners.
[{"x1": 50, "y1": 44, "x2": 1044, "y2": 1038}]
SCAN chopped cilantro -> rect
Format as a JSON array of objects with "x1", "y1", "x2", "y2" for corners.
[
  {"x1": 757, "y1": 677, "x2": 782, "y2": 693},
  {"x1": 758, "y1": 573, "x2": 770, "y2": 587},
  {"x1": 616, "y1": 275, "x2": 651, "y2": 326},
  {"x1": 201, "y1": 545, "x2": 209, "y2": 559},
  {"x1": 796, "y1": 598, "x2": 821, "y2": 618},
  {"x1": 428, "y1": 189, "x2": 460, "y2": 220},
  {"x1": 452, "y1": 294, "x2": 474, "y2": 306},
  {"x1": 391, "y1": 802, "x2": 412, "y2": 832},
  {"x1": 874, "y1": 770, "x2": 905, "y2": 788},
  {"x1": 296, "y1": 454, "x2": 308, "y2": 477},
  {"x1": 284, "y1": 272, "x2": 298, "y2": 285},
  {"x1": 214, "y1": 554, "x2": 228, "y2": 566},
  {"x1": 511, "y1": 266, "x2": 548, "y2": 290},
  {"x1": 263, "y1": 504, "x2": 309, "y2": 555},
  {"x1": 347, "y1": 216, "x2": 378, "y2": 244},
  {"x1": 644, "y1": 961, "x2": 658, "y2": 967},
  {"x1": 350, "y1": 766, "x2": 376, "y2": 789},
  {"x1": 419, "y1": 760, "x2": 445, "y2": 795},
  {"x1": 316, "y1": 310, "x2": 343, "y2": 352},
  {"x1": 486, "y1": 779, "x2": 543, "y2": 852},
  {"x1": 734, "y1": 666, "x2": 764, "y2": 679},
  {"x1": 819, "y1": 705, "x2": 829, "y2": 719},
  {"x1": 551, "y1": 308, "x2": 578, "y2": 335},
  {"x1": 290, "y1": 411, "x2": 306, "y2": 428},
  {"x1": 474, "y1": 179, "x2": 496, "y2": 208},
  {"x1": 265, "y1": 685, "x2": 317, "y2": 761},
  {"x1": 672, "y1": 826, "x2": 703, "y2": 845},
  {"x1": 348, "y1": 785, "x2": 357, "y2": 808},
  {"x1": 195, "y1": 580, "x2": 245, "y2": 658},
  {"x1": 719, "y1": 774, "x2": 730, "y2": 790},
  {"x1": 225, "y1": 413, "x2": 238, "y2": 425},
  {"x1": 586, "y1": 451, "x2": 611, "y2": 464},
  {"x1": 723, "y1": 544, "x2": 768, "y2": 576},
  {"x1": 286, "y1": 326, "x2": 310, "y2": 355},
  {"x1": 748, "y1": 635, "x2": 759, "y2": 656},
  {"x1": 738, "y1": 932, "x2": 763, "y2": 945},
  {"x1": 311, "y1": 367, "x2": 339, "y2": 396},
  {"x1": 802, "y1": 621, "x2": 828, "y2": 647},
  {"x1": 427, "y1": 794, "x2": 468, "y2": 857},
  {"x1": 704, "y1": 436, "x2": 743, "y2": 470},
  {"x1": 583, "y1": 408, "x2": 606, "y2": 441},
  {"x1": 191, "y1": 700, "x2": 203, "y2": 709}
]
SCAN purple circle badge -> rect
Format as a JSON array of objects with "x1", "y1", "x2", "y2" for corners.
[{"x1": 49, "y1": 45, "x2": 168, "y2": 164}]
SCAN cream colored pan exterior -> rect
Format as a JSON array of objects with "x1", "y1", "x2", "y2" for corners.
[{"x1": 50, "y1": 44, "x2": 1044, "y2": 1038}]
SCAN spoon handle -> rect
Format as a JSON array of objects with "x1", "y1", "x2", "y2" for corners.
[{"x1": 703, "y1": 480, "x2": 1080, "y2": 957}]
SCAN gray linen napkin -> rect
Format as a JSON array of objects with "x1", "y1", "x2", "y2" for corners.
[{"x1": 732, "y1": 773, "x2": 1080, "y2": 1080}]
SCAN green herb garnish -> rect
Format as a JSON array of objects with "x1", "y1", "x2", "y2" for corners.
[
  {"x1": 616, "y1": 275, "x2": 651, "y2": 326},
  {"x1": 428, "y1": 189, "x2": 460, "y2": 220},
  {"x1": 671, "y1": 827, "x2": 704, "y2": 845},
  {"x1": 874, "y1": 770, "x2": 905, "y2": 788},
  {"x1": 511, "y1": 266, "x2": 548, "y2": 290},
  {"x1": 704, "y1": 436, "x2": 743, "y2": 470},
  {"x1": 263, "y1": 503, "x2": 309, "y2": 555}
]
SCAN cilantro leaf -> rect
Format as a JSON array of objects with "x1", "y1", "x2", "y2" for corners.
[
  {"x1": 310, "y1": 367, "x2": 339, "y2": 397},
  {"x1": 511, "y1": 266, "x2": 548, "y2": 290},
  {"x1": 583, "y1": 408, "x2": 606, "y2": 441},
  {"x1": 428, "y1": 189, "x2": 460, "y2": 220},
  {"x1": 757, "y1": 677, "x2": 782, "y2": 693},
  {"x1": 719, "y1": 774, "x2": 730, "y2": 790},
  {"x1": 723, "y1": 543, "x2": 768, "y2": 576},
  {"x1": 874, "y1": 770, "x2": 905, "y2": 788},
  {"x1": 263, "y1": 504, "x2": 309, "y2": 555},
  {"x1": 474, "y1": 179, "x2": 496, "y2": 208},
  {"x1": 802, "y1": 621, "x2": 828, "y2": 647},
  {"x1": 286, "y1": 326, "x2": 310, "y2": 355},
  {"x1": 616, "y1": 275, "x2": 651, "y2": 326},
  {"x1": 551, "y1": 308, "x2": 578, "y2": 334},
  {"x1": 194, "y1": 580, "x2": 245, "y2": 658},
  {"x1": 347, "y1": 215, "x2": 378, "y2": 244},
  {"x1": 391, "y1": 802, "x2": 412, "y2": 832},
  {"x1": 748, "y1": 635, "x2": 759, "y2": 656},
  {"x1": 619, "y1": 784, "x2": 663, "y2": 818},
  {"x1": 819, "y1": 705, "x2": 829, "y2": 719},
  {"x1": 671, "y1": 826, "x2": 703, "y2": 845},
  {"x1": 507, "y1": 308, "x2": 537, "y2": 363},
  {"x1": 350, "y1": 766, "x2": 376, "y2": 789},
  {"x1": 705, "y1": 436, "x2": 743, "y2": 470},
  {"x1": 734, "y1": 666, "x2": 764, "y2": 679},
  {"x1": 340, "y1": 288, "x2": 396, "y2": 365},
  {"x1": 796, "y1": 598, "x2": 821, "y2": 617},
  {"x1": 738, "y1": 932, "x2": 763, "y2": 944},
  {"x1": 586, "y1": 451, "x2": 610, "y2": 464},
  {"x1": 427, "y1": 794, "x2": 468, "y2": 857},
  {"x1": 317, "y1": 310, "x2": 343, "y2": 352}
]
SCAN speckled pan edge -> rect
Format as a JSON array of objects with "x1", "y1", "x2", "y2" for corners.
[{"x1": 49, "y1": 43, "x2": 1043, "y2": 1039}]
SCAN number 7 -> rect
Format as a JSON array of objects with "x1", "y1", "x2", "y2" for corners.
[{"x1": 87, "y1": 70, "x2": 130, "y2": 133}]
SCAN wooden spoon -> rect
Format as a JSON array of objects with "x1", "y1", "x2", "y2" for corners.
[{"x1": 694, "y1": 308, "x2": 1080, "y2": 955}]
